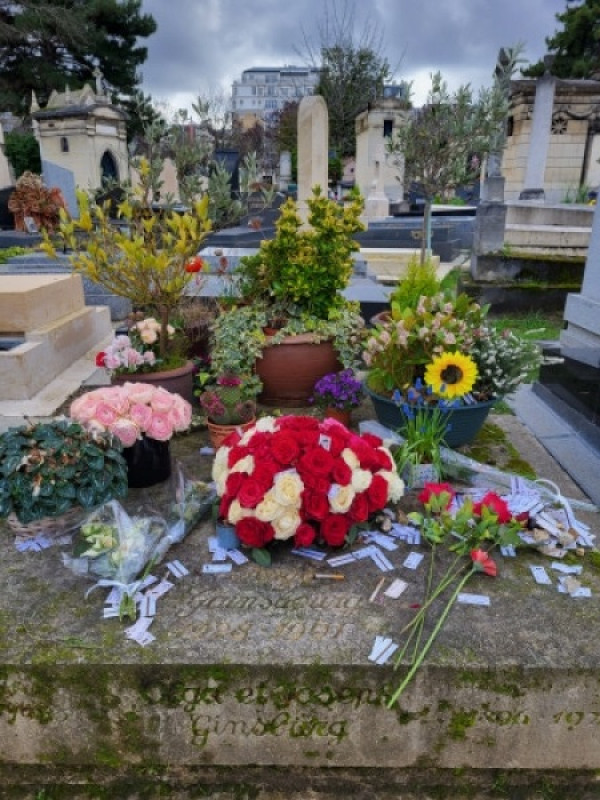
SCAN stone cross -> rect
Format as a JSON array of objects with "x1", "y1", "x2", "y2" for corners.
[{"x1": 520, "y1": 72, "x2": 556, "y2": 200}]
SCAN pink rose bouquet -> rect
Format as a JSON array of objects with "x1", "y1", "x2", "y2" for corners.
[
  {"x1": 212, "y1": 415, "x2": 404, "y2": 553},
  {"x1": 70, "y1": 383, "x2": 192, "y2": 447}
]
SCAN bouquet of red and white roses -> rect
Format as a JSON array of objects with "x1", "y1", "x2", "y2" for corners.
[{"x1": 212, "y1": 415, "x2": 405, "y2": 551}]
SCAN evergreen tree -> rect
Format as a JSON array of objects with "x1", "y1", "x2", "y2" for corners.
[
  {"x1": 524, "y1": 0, "x2": 600, "y2": 79},
  {"x1": 0, "y1": 0, "x2": 156, "y2": 114}
]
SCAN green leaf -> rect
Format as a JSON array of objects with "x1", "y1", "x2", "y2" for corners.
[{"x1": 251, "y1": 547, "x2": 272, "y2": 567}]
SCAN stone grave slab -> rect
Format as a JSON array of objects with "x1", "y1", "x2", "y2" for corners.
[{"x1": 1, "y1": 435, "x2": 600, "y2": 798}]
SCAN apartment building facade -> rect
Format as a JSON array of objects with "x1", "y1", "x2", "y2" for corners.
[{"x1": 231, "y1": 65, "x2": 320, "y2": 129}]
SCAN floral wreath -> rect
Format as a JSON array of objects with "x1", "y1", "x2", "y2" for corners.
[{"x1": 212, "y1": 415, "x2": 405, "y2": 550}]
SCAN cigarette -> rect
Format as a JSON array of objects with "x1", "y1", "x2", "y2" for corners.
[
  {"x1": 369, "y1": 577, "x2": 386, "y2": 603},
  {"x1": 313, "y1": 572, "x2": 345, "y2": 581}
]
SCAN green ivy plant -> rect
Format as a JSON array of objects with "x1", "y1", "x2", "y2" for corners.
[{"x1": 0, "y1": 419, "x2": 128, "y2": 524}]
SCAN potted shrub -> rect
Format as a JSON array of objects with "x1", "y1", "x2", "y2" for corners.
[
  {"x1": 0, "y1": 418, "x2": 128, "y2": 535},
  {"x1": 212, "y1": 187, "x2": 366, "y2": 405},
  {"x1": 41, "y1": 158, "x2": 212, "y2": 400}
]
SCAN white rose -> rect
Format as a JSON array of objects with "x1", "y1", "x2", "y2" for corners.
[{"x1": 328, "y1": 483, "x2": 355, "y2": 514}]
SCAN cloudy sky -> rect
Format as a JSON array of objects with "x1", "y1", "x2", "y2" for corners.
[{"x1": 138, "y1": 0, "x2": 567, "y2": 116}]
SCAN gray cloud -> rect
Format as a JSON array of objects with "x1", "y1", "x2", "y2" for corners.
[{"x1": 139, "y1": 0, "x2": 565, "y2": 113}]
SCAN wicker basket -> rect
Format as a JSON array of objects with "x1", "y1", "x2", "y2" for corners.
[{"x1": 7, "y1": 505, "x2": 86, "y2": 541}]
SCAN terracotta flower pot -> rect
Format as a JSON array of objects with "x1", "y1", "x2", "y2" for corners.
[
  {"x1": 207, "y1": 418, "x2": 256, "y2": 450},
  {"x1": 324, "y1": 407, "x2": 352, "y2": 427},
  {"x1": 112, "y1": 361, "x2": 196, "y2": 404},
  {"x1": 256, "y1": 334, "x2": 342, "y2": 407}
]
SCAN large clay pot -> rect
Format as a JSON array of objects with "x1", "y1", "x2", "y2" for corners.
[
  {"x1": 256, "y1": 334, "x2": 342, "y2": 406},
  {"x1": 365, "y1": 385, "x2": 497, "y2": 448},
  {"x1": 112, "y1": 361, "x2": 196, "y2": 405}
]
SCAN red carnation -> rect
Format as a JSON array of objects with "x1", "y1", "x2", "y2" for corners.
[
  {"x1": 366, "y1": 473, "x2": 389, "y2": 511},
  {"x1": 236, "y1": 518, "x2": 274, "y2": 548},
  {"x1": 294, "y1": 522, "x2": 317, "y2": 548},
  {"x1": 185, "y1": 255, "x2": 204, "y2": 273},
  {"x1": 238, "y1": 478, "x2": 265, "y2": 509},
  {"x1": 321, "y1": 514, "x2": 351, "y2": 547},
  {"x1": 95, "y1": 351, "x2": 106, "y2": 367},
  {"x1": 303, "y1": 489, "x2": 330, "y2": 521}
]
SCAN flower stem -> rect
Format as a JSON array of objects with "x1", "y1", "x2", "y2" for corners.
[{"x1": 387, "y1": 567, "x2": 475, "y2": 709}]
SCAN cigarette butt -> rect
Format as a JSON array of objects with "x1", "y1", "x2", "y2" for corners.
[
  {"x1": 314, "y1": 572, "x2": 345, "y2": 581},
  {"x1": 369, "y1": 577, "x2": 386, "y2": 603}
]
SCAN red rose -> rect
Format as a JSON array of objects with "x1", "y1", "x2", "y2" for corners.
[
  {"x1": 299, "y1": 470, "x2": 331, "y2": 494},
  {"x1": 321, "y1": 514, "x2": 351, "y2": 547},
  {"x1": 219, "y1": 494, "x2": 233, "y2": 519},
  {"x1": 278, "y1": 416, "x2": 320, "y2": 432},
  {"x1": 294, "y1": 522, "x2": 316, "y2": 548},
  {"x1": 348, "y1": 492, "x2": 369, "y2": 522},
  {"x1": 225, "y1": 472, "x2": 244, "y2": 496},
  {"x1": 418, "y1": 483, "x2": 455, "y2": 508},
  {"x1": 302, "y1": 489, "x2": 330, "y2": 521},
  {"x1": 227, "y1": 445, "x2": 251, "y2": 469},
  {"x1": 238, "y1": 478, "x2": 265, "y2": 508},
  {"x1": 185, "y1": 255, "x2": 204, "y2": 273},
  {"x1": 351, "y1": 439, "x2": 379, "y2": 470},
  {"x1": 331, "y1": 460, "x2": 352, "y2": 485},
  {"x1": 473, "y1": 492, "x2": 512, "y2": 524},
  {"x1": 299, "y1": 447, "x2": 334, "y2": 476},
  {"x1": 360, "y1": 432, "x2": 383, "y2": 448},
  {"x1": 95, "y1": 351, "x2": 106, "y2": 367},
  {"x1": 373, "y1": 448, "x2": 393, "y2": 471},
  {"x1": 251, "y1": 463, "x2": 277, "y2": 492},
  {"x1": 366, "y1": 474, "x2": 388, "y2": 511},
  {"x1": 270, "y1": 432, "x2": 300, "y2": 465},
  {"x1": 236, "y1": 518, "x2": 274, "y2": 548}
]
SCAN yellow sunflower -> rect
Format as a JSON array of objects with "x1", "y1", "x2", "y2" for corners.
[{"x1": 424, "y1": 351, "x2": 478, "y2": 399}]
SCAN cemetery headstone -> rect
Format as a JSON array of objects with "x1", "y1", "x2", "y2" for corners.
[{"x1": 297, "y1": 95, "x2": 328, "y2": 218}]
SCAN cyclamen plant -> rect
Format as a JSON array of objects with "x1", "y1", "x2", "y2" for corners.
[{"x1": 310, "y1": 369, "x2": 364, "y2": 411}]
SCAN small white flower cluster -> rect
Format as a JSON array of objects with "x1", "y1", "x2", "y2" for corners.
[{"x1": 473, "y1": 327, "x2": 542, "y2": 397}]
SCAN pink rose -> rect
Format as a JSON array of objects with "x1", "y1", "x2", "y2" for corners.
[
  {"x1": 146, "y1": 410, "x2": 174, "y2": 441},
  {"x1": 70, "y1": 394, "x2": 97, "y2": 421},
  {"x1": 150, "y1": 388, "x2": 176, "y2": 413},
  {"x1": 93, "y1": 402, "x2": 118, "y2": 426},
  {"x1": 129, "y1": 402, "x2": 153, "y2": 432},
  {"x1": 168, "y1": 400, "x2": 192, "y2": 432},
  {"x1": 125, "y1": 383, "x2": 155, "y2": 405},
  {"x1": 125, "y1": 348, "x2": 143, "y2": 367},
  {"x1": 110, "y1": 417, "x2": 140, "y2": 447},
  {"x1": 143, "y1": 351, "x2": 156, "y2": 365}
]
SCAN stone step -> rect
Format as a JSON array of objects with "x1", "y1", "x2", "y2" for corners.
[
  {"x1": 506, "y1": 201, "x2": 594, "y2": 228},
  {"x1": 505, "y1": 223, "x2": 591, "y2": 249}
]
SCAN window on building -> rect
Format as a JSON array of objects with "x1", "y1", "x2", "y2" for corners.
[{"x1": 383, "y1": 119, "x2": 393, "y2": 138}]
